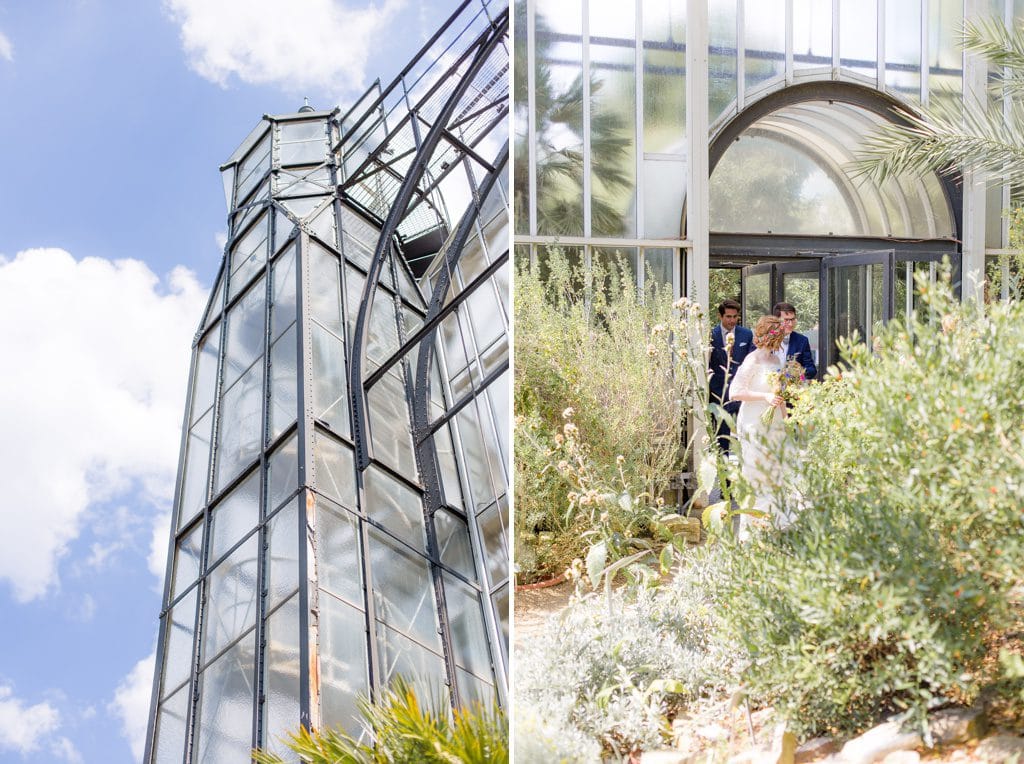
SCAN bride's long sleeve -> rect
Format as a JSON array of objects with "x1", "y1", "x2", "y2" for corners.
[{"x1": 728, "y1": 356, "x2": 769, "y2": 403}]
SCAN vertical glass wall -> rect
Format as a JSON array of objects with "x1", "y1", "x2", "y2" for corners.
[{"x1": 146, "y1": 3, "x2": 509, "y2": 761}]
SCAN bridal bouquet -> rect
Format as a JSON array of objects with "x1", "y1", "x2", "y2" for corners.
[{"x1": 760, "y1": 358, "x2": 809, "y2": 425}]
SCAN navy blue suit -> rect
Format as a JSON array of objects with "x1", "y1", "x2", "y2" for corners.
[
  {"x1": 782, "y1": 331, "x2": 817, "y2": 380},
  {"x1": 708, "y1": 324, "x2": 753, "y2": 453}
]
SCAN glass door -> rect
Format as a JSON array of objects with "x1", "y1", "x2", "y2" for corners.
[
  {"x1": 775, "y1": 261, "x2": 821, "y2": 371},
  {"x1": 822, "y1": 251, "x2": 894, "y2": 368},
  {"x1": 741, "y1": 263, "x2": 772, "y2": 325}
]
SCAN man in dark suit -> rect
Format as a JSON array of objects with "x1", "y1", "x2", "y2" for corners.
[
  {"x1": 772, "y1": 301, "x2": 817, "y2": 380},
  {"x1": 709, "y1": 299, "x2": 753, "y2": 454}
]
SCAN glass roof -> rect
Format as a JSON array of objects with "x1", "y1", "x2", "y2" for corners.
[{"x1": 710, "y1": 99, "x2": 954, "y2": 239}]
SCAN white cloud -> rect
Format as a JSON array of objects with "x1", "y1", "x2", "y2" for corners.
[
  {"x1": 0, "y1": 30, "x2": 12, "y2": 62},
  {"x1": 164, "y1": 0, "x2": 405, "y2": 95},
  {"x1": 110, "y1": 652, "x2": 156, "y2": 762},
  {"x1": 0, "y1": 249, "x2": 206, "y2": 602},
  {"x1": 0, "y1": 685, "x2": 79, "y2": 762},
  {"x1": 148, "y1": 510, "x2": 172, "y2": 582}
]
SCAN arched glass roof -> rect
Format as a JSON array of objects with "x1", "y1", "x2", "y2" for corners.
[{"x1": 710, "y1": 100, "x2": 954, "y2": 239}]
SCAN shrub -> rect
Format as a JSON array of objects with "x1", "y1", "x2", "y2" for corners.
[
  {"x1": 710, "y1": 271, "x2": 1024, "y2": 737},
  {"x1": 514, "y1": 248, "x2": 707, "y2": 580},
  {"x1": 514, "y1": 550, "x2": 745, "y2": 759}
]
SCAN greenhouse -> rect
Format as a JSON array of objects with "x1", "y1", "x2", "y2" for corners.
[
  {"x1": 515, "y1": 0, "x2": 1020, "y2": 369},
  {"x1": 143, "y1": 1, "x2": 510, "y2": 761}
]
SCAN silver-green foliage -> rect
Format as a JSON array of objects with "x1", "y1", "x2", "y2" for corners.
[
  {"x1": 712, "y1": 272, "x2": 1024, "y2": 737},
  {"x1": 514, "y1": 552, "x2": 745, "y2": 759}
]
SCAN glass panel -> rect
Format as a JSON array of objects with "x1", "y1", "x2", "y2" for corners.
[
  {"x1": 210, "y1": 469, "x2": 260, "y2": 565},
  {"x1": 282, "y1": 195, "x2": 328, "y2": 220},
  {"x1": 312, "y1": 323, "x2": 350, "y2": 437},
  {"x1": 202, "y1": 534, "x2": 259, "y2": 663},
  {"x1": 216, "y1": 360, "x2": 264, "y2": 491},
  {"x1": 434, "y1": 509, "x2": 475, "y2": 579},
  {"x1": 263, "y1": 595, "x2": 300, "y2": 757},
  {"x1": 314, "y1": 429, "x2": 357, "y2": 509},
  {"x1": 367, "y1": 371, "x2": 416, "y2": 477},
  {"x1": 458, "y1": 667, "x2": 496, "y2": 707},
  {"x1": 202, "y1": 271, "x2": 225, "y2": 330},
  {"x1": 191, "y1": 328, "x2": 220, "y2": 424},
  {"x1": 745, "y1": 0, "x2": 785, "y2": 88},
  {"x1": 267, "y1": 499, "x2": 299, "y2": 611},
  {"x1": 642, "y1": 157, "x2": 687, "y2": 238},
  {"x1": 743, "y1": 270, "x2": 771, "y2": 324},
  {"x1": 439, "y1": 312, "x2": 470, "y2": 377},
  {"x1": 236, "y1": 134, "x2": 271, "y2": 202},
  {"x1": 278, "y1": 140, "x2": 327, "y2": 166},
  {"x1": 345, "y1": 266, "x2": 366, "y2": 348},
  {"x1": 479, "y1": 501, "x2": 508, "y2": 584},
  {"x1": 534, "y1": 0, "x2": 584, "y2": 236},
  {"x1": 643, "y1": 248, "x2": 675, "y2": 292},
  {"x1": 171, "y1": 521, "x2": 204, "y2": 599},
  {"x1": 492, "y1": 583, "x2": 509, "y2": 649},
  {"x1": 310, "y1": 244, "x2": 344, "y2": 335},
  {"x1": 709, "y1": 0, "x2": 738, "y2": 123},
  {"x1": 443, "y1": 574, "x2": 491, "y2": 678},
  {"x1": 929, "y1": 0, "x2": 963, "y2": 101},
  {"x1": 340, "y1": 206, "x2": 380, "y2": 268},
  {"x1": 178, "y1": 409, "x2": 213, "y2": 530},
  {"x1": 793, "y1": 0, "x2": 832, "y2": 69},
  {"x1": 454, "y1": 403, "x2": 503, "y2": 513},
  {"x1": 273, "y1": 208, "x2": 296, "y2": 254},
  {"x1": 593, "y1": 246, "x2": 638, "y2": 297},
  {"x1": 367, "y1": 290, "x2": 400, "y2": 369},
  {"x1": 643, "y1": 0, "x2": 686, "y2": 154},
  {"x1": 513, "y1": 0, "x2": 530, "y2": 234},
  {"x1": 376, "y1": 623, "x2": 447, "y2": 691},
  {"x1": 280, "y1": 119, "x2": 327, "y2": 143},
  {"x1": 194, "y1": 630, "x2": 256, "y2": 764},
  {"x1": 368, "y1": 524, "x2": 436, "y2": 647},
  {"x1": 320, "y1": 593, "x2": 369, "y2": 737},
  {"x1": 223, "y1": 276, "x2": 266, "y2": 389},
  {"x1": 590, "y1": 0, "x2": 637, "y2": 237},
  {"x1": 871, "y1": 262, "x2": 885, "y2": 346},
  {"x1": 885, "y1": 0, "x2": 922, "y2": 101},
  {"x1": 364, "y1": 467, "x2": 426, "y2": 553},
  {"x1": 161, "y1": 588, "x2": 198, "y2": 698},
  {"x1": 269, "y1": 324, "x2": 298, "y2": 442},
  {"x1": 434, "y1": 424, "x2": 464, "y2": 510},
  {"x1": 829, "y1": 262, "x2": 885, "y2": 362},
  {"x1": 276, "y1": 167, "x2": 332, "y2": 198},
  {"x1": 152, "y1": 684, "x2": 189, "y2": 764},
  {"x1": 487, "y1": 373, "x2": 509, "y2": 471},
  {"x1": 271, "y1": 243, "x2": 297, "y2": 341},
  {"x1": 309, "y1": 202, "x2": 337, "y2": 248},
  {"x1": 840, "y1": 0, "x2": 876, "y2": 80},
  {"x1": 466, "y1": 279, "x2": 505, "y2": 352},
  {"x1": 318, "y1": 496, "x2": 363, "y2": 606},
  {"x1": 267, "y1": 434, "x2": 299, "y2": 515},
  {"x1": 781, "y1": 271, "x2": 821, "y2": 367},
  {"x1": 234, "y1": 183, "x2": 269, "y2": 234},
  {"x1": 229, "y1": 214, "x2": 269, "y2": 300}
]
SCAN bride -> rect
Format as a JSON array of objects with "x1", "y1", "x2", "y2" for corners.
[{"x1": 728, "y1": 315, "x2": 795, "y2": 535}]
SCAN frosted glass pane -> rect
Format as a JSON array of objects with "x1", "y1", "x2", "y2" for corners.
[
  {"x1": 364, "y1": 467, "x2": 425, "y2": 553},
  {"x1": 709, "y1": 0, "x2": 737, "y2": 123},
  {"x1": 368, "y1": 290, "x2": 400, "y2": 368},
  {"x1": 839, "y1": 0, "x2": 876, "y2": 79},
  {"x1": 267, "y1": 499, "x2": 299, "y2": 611},
  {"x1": 746, "y1": 0, "x2": 785, "y2": 83},
  {"x1": 643, "y1": 0, "x2": 687, "y2": 154},
  {"x1": 271, "y1": 243, "x2": 296, "y2": 341},
  {"x1": 263, "y1": 595, "x2": 300, "y2": 757},
  {"x1": 793, "y1": 0, "x2": 832, "y2": 69},
  {"x1": 466, "y1": 280, "x2": 504, "y2": 351},
  {"x1": 440, "y1": 313, "x2": 470, "y2": 376},
  {"x1": 368, "y1": 528, "x2": 438, "y2": 648},
  {"x1": 312, "y1": 323, "x2": 350, "y2": 437},
  {"x1": 458, "y1": 667, "x2": 495, "y2": 707},
  {"x1": 309, "y1": 203, "x2": 337, "y2": 248},
  {"x1": 178, "y1": 409, "x2": 213, "y2": 530},
  {"x1": 194, "y1": 631, "x2": 256, "y2": 764},
  {"x1": 191, "y1": 328, "x2": 220, "y2": 423},
  {"x1": 340, "y1": 206, "x2": 381, "y2": 250},
  {"x1": 433, "y1": 425, "x2": 464, "y2": 510},
  {"x1": 444, "y1": 574, "x2": 491, "y2": 677},
  {"x1": 236, "y1": 134, "x2": 270, "y2": 201},
  {"x1": 643, "y1": 158, "x2": 687, "y2": 238},
  {"x1": 153, "y1": 685, "x2": 188, "y2": 764},
  {"x1": 310, "y1": 244, "x2": 344, "y2": 335},
  {"x1": 488, "y1": 373, "x2": 509, "y2": 470},
  {"x1": 455, "y1": 404, "x2": 502, "y2": 512},
  {"x1": 229, "y1": 214, "x2": 269, "y2": 300},
  {"x1": 269, "y1": 324, "x2": 298, "y2": 442},
  {"x1": 341, "y1": 231, "x2": 372, "y2": 269},
  {"x1": 279, "y1": 119, "x2": 326, "y2": 142},
  {"x1": 203, "y1": 535, "x2": 259, "y2": 663},
  {"x1": 478, "y1": 500, "x2": 508, "y2": 584},
  {"x1": 367, "y1": 371, "x2": 416, "y2": 476},
  {"x1": 376, "y1": 623, "x2": 446, "y2": 692},
  {"x1": 171, "y1": 521, "x2": 204, "y2": 599},
  {"x1": 279, "y1": 139, "x2": 327, "y2": 165},
  {"x1": 223, "y1": 276, "x2": 266, "y2": 389},
  {"x1": 320, "y1": 593, "x2": 369, "y2": 737},
  {"x1": 318, "y1": 497, "x2": 363, "y2": 606},
  {"x1": 885, "y1": 0, "x2": 922, "y2": 100},
  {"x1": 210, "y1": 469, "x2": 259, "y2": 565},
  {"x1": 273, "y1": 209, "x2": 295, "y2": 254},
  {"x1": 162, "y1": 588, "x2": 198, "y2": 698},
  {"x1": 396, "y1": 260, "x2": 423, "y2": 305},
  {"x1": 492, "y1": 583, "x2": 509, "y2": 647},
  {"x1": 282, "y1": 195, "x2": 327, "y2": 220},
  {"x1": 313, "y1": 430, "x2": 357, "y2": 508},
  {"x1": 434, "y1": 509, "x2": 475, "y2": 579},
  {"x1": 267, "y1": 433, "x2": 299, "y2": 515},
  {"x1": 216, "y1": 361, "x2": 264, "y2": 491}
]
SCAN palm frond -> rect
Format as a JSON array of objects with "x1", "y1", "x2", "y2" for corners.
[{"x1": 963, "y1": 16, "x2": 1024, "y2": 100}]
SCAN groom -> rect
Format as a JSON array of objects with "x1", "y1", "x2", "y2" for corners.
[
  {"x1": 772, "y1": 301, "x2": 817, "y2": 379},
  {"x1": 709, "y1": 300, "x2": 752, "y2": 453}
]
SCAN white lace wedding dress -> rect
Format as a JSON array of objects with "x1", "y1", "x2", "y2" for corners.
[{"x1": 729, "y1": 350, "x2": 796, "y2": 535}]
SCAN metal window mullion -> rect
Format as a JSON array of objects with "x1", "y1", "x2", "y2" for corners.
[
  {"x1": 785, "y1": 0, "x2": 794, "y2": 84},
  {"x1": 920, "y1": 0, "x2": 929, "y2": 105},
  {"x1": 832, "y1": 0, "x2": 840, "y2": 76},
  {"x1": 526, "y1": 0, "x2": 538, "y2": 238},
  {"x1": 636, "y1": 0, "x2": 645, "y2": 237},
  {"x1": 420, "y1": 358, "x2": 509, "y2": 442},
  {"x1": 737, "y1": 0, "x2": 746, "y2": 111},
  {"x1": 877, "y1": 0, "x2": 885, "y2": 90},
  {"x1": 583, "y1": 0, "x2": 592, "y2": 237}
]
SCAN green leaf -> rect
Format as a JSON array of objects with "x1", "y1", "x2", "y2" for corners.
[{"x1": 585, "y1": 541, "x2": 607, "y2": 588}]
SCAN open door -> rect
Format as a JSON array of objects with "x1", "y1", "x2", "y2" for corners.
[
  {"x1": 822, "y1": 250, "x2": 893, "y2": 368},
  {"x1": 741, "y1": 260, "x2": 821, "y2": 368}
]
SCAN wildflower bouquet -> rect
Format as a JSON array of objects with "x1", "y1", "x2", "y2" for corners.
[{"x1": 760, "y1": 358, "x2": 809, "y2": 425}]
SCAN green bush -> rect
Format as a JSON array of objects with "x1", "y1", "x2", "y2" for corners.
[
  {"x1": 710, "y1": 271, "x2": 1024, "y2": 737},
  {"x1": 514, "y1": 248, "x2": 707, "y2": 581}
]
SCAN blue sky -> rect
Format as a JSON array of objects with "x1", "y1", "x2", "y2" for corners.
[{"x1": 0, "y1": 1, "x2": 460, "y2": 760}]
